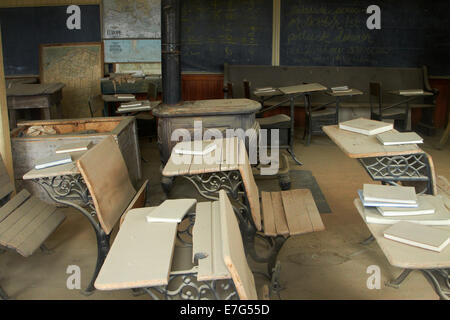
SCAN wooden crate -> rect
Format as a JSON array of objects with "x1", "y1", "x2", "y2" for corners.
[{"x1": 11, "y1": 117, "x2": 141, "y2": 204}]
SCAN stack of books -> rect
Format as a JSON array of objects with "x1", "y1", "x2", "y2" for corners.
[
  {"x1": 117, "y1": 100, "x2": 152, "y2": 112},
  {"x1": 359, "y1": 184, "x2": 435, "y2": 216}
]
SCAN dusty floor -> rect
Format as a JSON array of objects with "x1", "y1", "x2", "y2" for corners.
[{"x1": 0, "y1": 129, "x2": 449, "y2": 300}]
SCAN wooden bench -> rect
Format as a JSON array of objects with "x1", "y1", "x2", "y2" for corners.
[
  {"x1": 95, "y1": 190, "x2": 264, "y2": 300},
  {"x1": 74, "y1": 136, "x2": 148, "y2": 294},
  {"x1": 0, "y1": 155, "x2": 65, "y2": 300},
  {"x1": 234, "y1": 138, "x2": 325, "y2": 275}
]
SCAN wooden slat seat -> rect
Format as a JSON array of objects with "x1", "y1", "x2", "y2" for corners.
[
  {"x1": 237, "y1": 138, "x2": 325, "y2": 237},
  {"x1": 0, "y1": 154, "x2": 65, "y2": 299},
  {"x1": 0, "y1": 189, "x2": 65, "y2": 257}
]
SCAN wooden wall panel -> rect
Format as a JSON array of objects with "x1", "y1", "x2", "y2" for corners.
[
  {"x1": 181, "y1": 73, "x2": 224, "y2": 101},
  {"x1": 0, "y1": 0, "x2": 99, "y2": 7}
]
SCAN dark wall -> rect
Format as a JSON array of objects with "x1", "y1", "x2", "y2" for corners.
[
  {"x1": 0, "y1": 5, "x2": 101, "y2": 76},
  {"x1": 280, "y1": 0, "x2": 450, "y2": 75}
]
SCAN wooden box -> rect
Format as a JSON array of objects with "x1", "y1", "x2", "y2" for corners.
[{"x1": 10, "y1": 117, "x2": 141, "y2": 204}]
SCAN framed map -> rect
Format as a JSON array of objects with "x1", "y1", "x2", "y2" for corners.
[
  {"x1": 104, "y1": 39, "x2": 161, "y2": 63},
  {"x1": 102, "y1": 0, "x2": 161, "y2": 39},
  {"x1": 40, "y1": 43, "x2": 104, "y2": 119}
]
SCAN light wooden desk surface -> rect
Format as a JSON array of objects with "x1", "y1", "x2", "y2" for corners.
[
  {"x1": 22, "y1": 151, "x2": 86, "y2": 180},
  {"x1": 163, "y1": 138, "x2": 240, "y2": 177},
  {"x1": 354, "y1": 199, "x2": 450, "y2": 269},
  {"x1": 279, "y1": 83, "x2": 327, "y2": 95},
  {"x1": 389, "y1": 90, "x2": 434, "y2": 97},
  {"x1": 323, "y1": 125, "x2": 422, "y2": 159},
  {"x1": 6, "y1": 83, "x2": 65, "y2": 97}
]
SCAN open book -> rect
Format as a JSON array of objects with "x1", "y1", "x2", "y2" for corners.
[
  {"x1": 174, "y1": 141, "x2": 217, "y2": 156},
  {"x1": 55, "y1": 141, "x2": 93, "y2": 154},
  {"x1": 376, "y1": 131, "x2": 423, "y2": 146},
  {"x1": 35, "y1": 154, "x2": 72, "y2": 170}
]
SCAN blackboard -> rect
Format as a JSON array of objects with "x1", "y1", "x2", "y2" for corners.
[
  {"x1": 0, "y1": 5, "x2": 101, "y2": 76},
  {"x1": 280, "y1": 0, "x2": 450, "y2": 75},
  {"x1": 180, "y1": 0, "x2": 273, "y2": 72}
]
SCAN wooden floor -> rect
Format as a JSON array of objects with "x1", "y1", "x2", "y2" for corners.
[{"x1": 0, "y1": 129, "x2": 449, "y2": 300}]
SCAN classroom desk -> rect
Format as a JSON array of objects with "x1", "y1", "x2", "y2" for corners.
[
  {"x1": 23, "y1": 152, "x2": 102, "y2": 295},
  {"x1": 6, "y1": 83, "x2": 65, "y2": 129},
  {"x1": 323, "y1": 125, "x2": 437, "y2": 195},
  {"x1": 101, "y1": 94, "x2": 136, "y2": 116},
  {"x1": 254, "y1": 83, "x2": 327, "y2": 165},
  {"x1": 354, "y1": 199, "x2": 450, "y2": 300}
]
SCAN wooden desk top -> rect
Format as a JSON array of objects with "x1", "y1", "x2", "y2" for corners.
[
  {"x1": 6, "y1": 83, "x2": 65, "y2": 97},
  {"x1": 279, "y1": 83, "x2": 327, "y2": 95},
  {"x1": 163, "y1": 138, "x2": 240, "y2": 177},
  {"x1": 354, "y1": 199, "x2": 450, "y2": 269},
  {"x1": 22, "y1": 151, "x2": 86, "y2": 180},
  {"x1": 323, "y1": 125, "x2": 423, "y2": 158},
  {"x1": 326, "y1": 89, "x2": 364, "y2": 97},
  {"x1": 153, "y1": 99, "x2": 261, "y2": 118}
]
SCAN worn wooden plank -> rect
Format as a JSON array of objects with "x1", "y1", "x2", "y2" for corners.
[
  {"x1": 270, "y1": 192, "x2": 289, "y2": 236},
  {"x1": 219, "y1": 190, "x2": 258, "y2": 300},
  {"x1": 295, "y1": 189, "x2": 325, "y2": 232},
  {"x1": 0, "y1": 199, "x2": 51, "y2": 244},
  {"x1": 220, "y1": 137, "x2": 240, "y2": 172},
  {"x1": 238, "y1": 139, "x2": 262, "y2": 231},
  {"x1": 194, "y1": 201, "x2": 231, "y2": 281},
  {"x1": 8, "y1": 205, "x2": 58, "y2": 249},
  {"x1": 0, "y1": 189, "x2": 30, "y2": 223},
  {"x1": 77, "y1": 136, "x2": 136, "y2": 235},
  {"x1": 95, "y1": 208, "x2": 178, "y2": 290},
  {"x1": 0, "y1": 196, "x2": 41, "y2": 235},
  {"x1": 261, "y1": 192, "x2": 276, "y2": 237},
  {"x1": 281, "y1": 190, "x2": 309, "y2": 236},
  {"x1": 15, "y1": 210, "x2": 65, "y2": 258}
]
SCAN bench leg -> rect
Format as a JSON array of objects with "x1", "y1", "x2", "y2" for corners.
[
  {"x1": 82, "y1": 229, "x2": 110, "y2": 296},
  {"x1": 0, "y1": 285, "x2": 9, "y2": 300}
]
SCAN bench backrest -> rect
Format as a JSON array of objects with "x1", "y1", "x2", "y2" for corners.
[
  {"x1": 76, "y1": 136, "x2": 136, "y2": 235},
  {"x1": 219, "y1": 190, "x2": 258, "y2": 300},
  {"x1": 0, "y1": 155, "x2": 14, "y2": 202},
  {"x1": 237, "y1": 139, "x2": 262, "y2": 231}
]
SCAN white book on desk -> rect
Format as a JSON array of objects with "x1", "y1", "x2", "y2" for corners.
[
  {"x1": 174, "y1": 142, "x2": 217, "y2": 156},
  {"x1": 384, "y1": 221, "x2": 450, "y2": 252},
  {"x1": 339, "y1": 118, "x2": 393, "y2": 135},
  {"x1": 331, "y1": 86, "x2": 350, "y2": 92},
  {"x1": 376, "y1": 131, "x2": 423, "y2": 146},
  {"x1": 362, "y1": 195, "x2": 450, "y2": 225},
  {"x1": 114, "y1": 94, "x2": 135, "y2": 99},
  {"x1": 363, "y1": 184, "x2": 417, "y2": 204},
  {"x1": 399, "y1": 89, "x2": 424, "y2": 95},
  {"x1": 376, "y1": 197, "x2": 435, "y2": 216},
  {"x1": 358, "y1": 190, "x2": 418, "y2": 208},
  {"x1": 55, "y1": 141, "x2": 93, "y2": 154},
  {"x1": 35, "y1": 154, "x2": 72, "y2": 170}
]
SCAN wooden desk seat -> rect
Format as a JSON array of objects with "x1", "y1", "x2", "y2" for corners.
[
  {"x1": 0, "y1": 155, "x2": 65, "y2": 299},
  {"x1": 238, "y1": 139, "x2": 325, "y2": 236}
]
